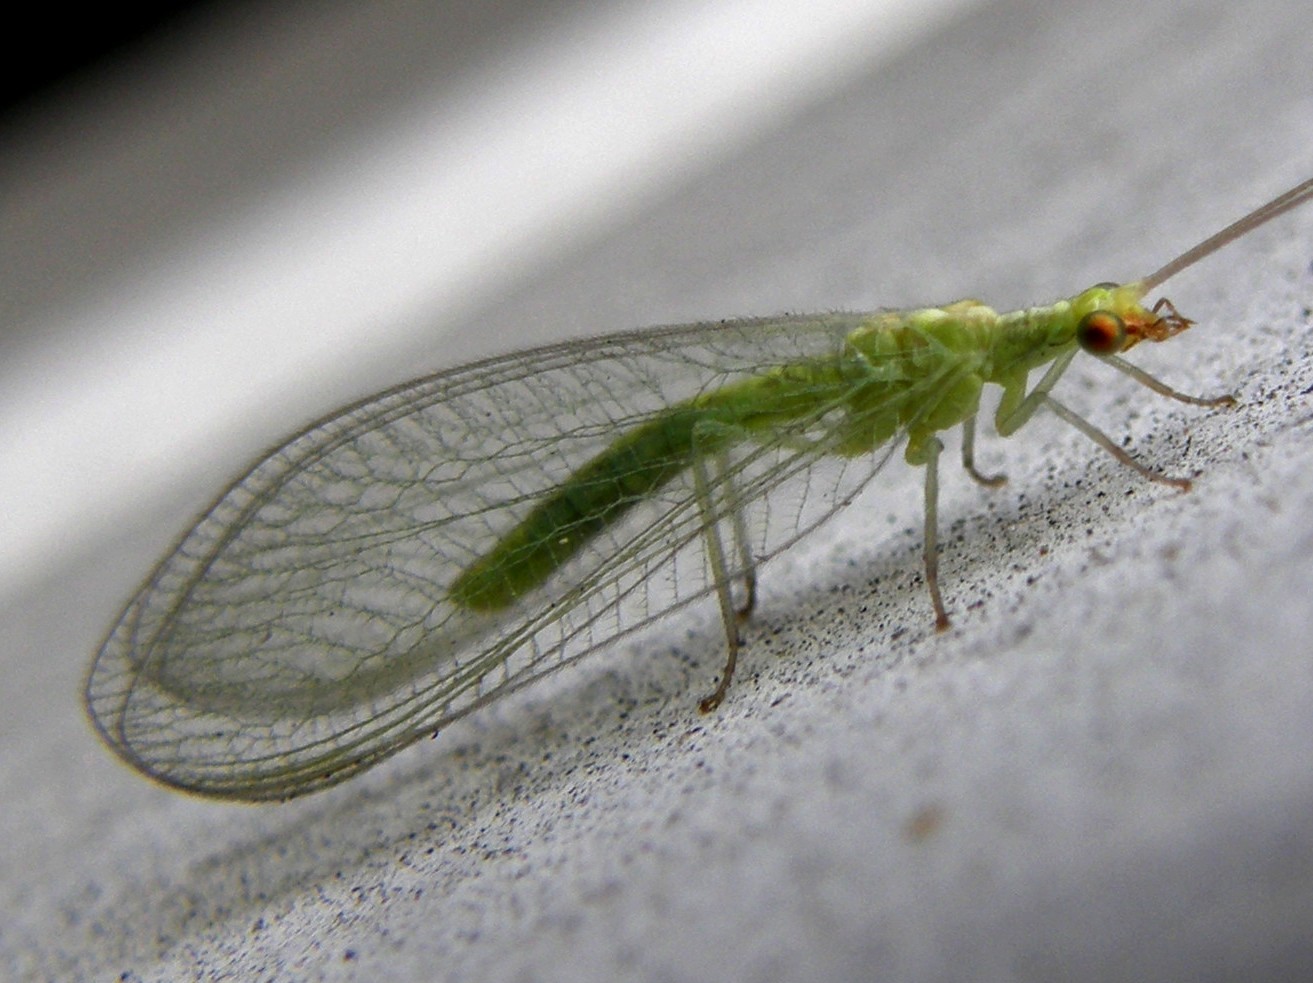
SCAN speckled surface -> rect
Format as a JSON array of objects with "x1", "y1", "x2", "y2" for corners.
[{"x1": 5, "y1": 1, "x2": 1313, "y2": 980}]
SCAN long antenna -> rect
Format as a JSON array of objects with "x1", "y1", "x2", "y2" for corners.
[{"x1": 1140, "y1": 175, "x2": 1313, "y2": 292}]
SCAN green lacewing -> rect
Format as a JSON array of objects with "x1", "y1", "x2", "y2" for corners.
[{"x1": 87, "y1": 176, "x2": 1313, "y2": 800}]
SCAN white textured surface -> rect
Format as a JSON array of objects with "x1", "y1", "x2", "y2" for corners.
[{"x1": 5, "y1": 0, "x2": 1313, "y2": 980}]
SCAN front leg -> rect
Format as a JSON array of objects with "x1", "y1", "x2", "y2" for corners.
[
  {"x1": 994, "y1": 351, "x2": 1194, "y2": 490},
  {"x1": 993, "y1": 350, "x2": 1077, "y2": 437}
]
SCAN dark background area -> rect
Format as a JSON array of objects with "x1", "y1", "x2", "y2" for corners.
[{"x1": 2, "y1": 3, "x2": 214, "y2": 125}]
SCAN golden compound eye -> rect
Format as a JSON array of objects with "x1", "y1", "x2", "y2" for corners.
[{"x1": 1076, "y1": 311, "x2": 1127, "y2": 356}]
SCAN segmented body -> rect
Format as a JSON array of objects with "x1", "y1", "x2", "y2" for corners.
[
  {"x1": 85, "y1": 177, "x2": 1313, "y2": 799},
  {"x1": 452, "y1": 283, "x2": 1164, "y2": 610}
]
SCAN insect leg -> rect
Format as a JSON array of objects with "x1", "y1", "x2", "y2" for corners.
[
  {"x1": 1040, "y1": 395, "x2": 1192, "y2": 490},
  {"x1": 722, "y1": 446, "x2": 758, "y2": 621},
  {"x1": 922, "y1": 436, "x2": 951, "y2": 630},
  {"x1": 689, "y1": 424, "x2": 752, "y2": 712},
  {"x1": 961, "y1": 414, "x2": 1007, "y2": 487},
  {"x1": 1103, "y1": 354, "x2": 1237, "y2": 408},
  {"x1": 995, "y1": 348, "x2": 1194, "y2": 489},
  {"x1": 994, "y1": 349, "x2": 1078, "y2": 437}
]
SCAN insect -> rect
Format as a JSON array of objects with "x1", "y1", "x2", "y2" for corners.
[{"x1": 87, "y1": 176, "x2": 1313, "y2": 800}]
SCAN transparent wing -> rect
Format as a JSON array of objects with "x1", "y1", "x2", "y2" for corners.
[{"x1": 87, "y1": 313, "x2": 921, "y2": 799}]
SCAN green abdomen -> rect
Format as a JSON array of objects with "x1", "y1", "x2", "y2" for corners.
[
  {"x1": 445, "y1": 310, "x2": 996, "y2": 612},
  {"x1": 447, "y1": 352, "x2": 872, "y2": 612},
  {"x1": 448, "y1": 407, "x2": 714, "y2": 611}
]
